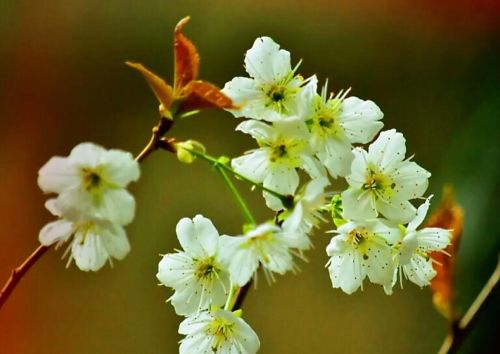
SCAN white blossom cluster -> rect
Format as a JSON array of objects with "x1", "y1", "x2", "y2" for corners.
[
  {"x1": 221, "y1": 36, "x2": 451, "y2": 295},
  {"x1": 153, "y1": 37, "x2": 451, "y2": 353},
  {"x1": 34, "y1": 36, "x2": 452, "y2": 354},
  {"x1": 37, "y1": 143, "x2": 140, "y2": 271}
]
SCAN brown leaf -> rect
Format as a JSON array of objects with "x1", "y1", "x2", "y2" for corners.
[
  {"x1": 428, "y1": 185, "x2": 464, "y2": 320},
  {"x1": 177, "y1": 80, "x2": 236, "y2": 113},
  {"x1": 125, "y1": 61, "x2": 174, "y2": 110},
  {"x1": 174, "y1": 16, "x2": 200, "y2": 92}
]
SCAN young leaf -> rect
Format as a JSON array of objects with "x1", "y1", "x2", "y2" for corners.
[
  {"x1": 178, "y1": 80, "x2": 235, "y2": 113},
  {"x1": 125, "y1": 61, "x2": 174, "y2": 111},
  {"x1": 174, "y1": 16, "x2": 200, "y2": 92}
]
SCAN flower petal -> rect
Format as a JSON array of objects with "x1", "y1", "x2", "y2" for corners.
[
  {"x1": 368, "y1": 129, "x2": 406, "y2": 172},
  {"x1": 341, "y1": 188, "x2": 377, "y2": 221},
  {"x1": 100, "y1": 223, "x2": 130, "y2": 260},
  {"x1": 339, "y1": 97, "x2": 384, "y2": 144},
  {"x1": 71, "y1": 230, "x2": 109, "y2": 271},
  {"x1": 417, "y1": 228, "x2": 451, "y2": 252},
  {"x1": 345, "y1": 148, "x2": 369, "y2": 189},
  {"x1": 37, "y1": 157, "x2": 79, "y2": 194},
  {"x1": 403, "y1": 255, "x2": 436, "y2": 287},
  {"x1": 222, "y1": 77, "x2": 268, "y2": 119},
  {"x1": 236, "y1": 120, "x2": 275, "y2": 142},
  {"x1": 176, "y1": 215, "x2": 220, "y2": 258},
  {"x1": 263, "y1": 164, "x2": 299, "y2": 195},
  {"x1": 39, "y1": 219, "x2": 74, "y2": 246},
  {"x1": 98, "y1": 189, "x2": 136, "y2": 225},
  {"x1": 219, "y1": 235, "x2": 259, "y2": 286},
  {"x1": 301, "y1": 155, "x2": 327, "y2": 179},
  {"x1": 390, "y1": 161, "x2": 430, "y2": 202},
  {"x1": 68, "y1": 142, "x2": 106, "y2": 168},
  {"x1": 317, "y1": 137, "x2": 354, "y2": 178},
  {"x1": 101, "y1": 149, "x2": 140, "y2": 187},
  {"x1": 231, "y1": 150, "x2": 270, "y2": 183},
  {"x1": 364, "y1": 243, "x2": 394, "y2": 286},
  {"x1": 407, "y1": 196, "x2": 432, "y2": 231},
  {"x1": 376, "y1": 199, "x2": 416, "y2": 224},
  {"x1": 244, "y1": 37, "x2": 291, "y2": 83},
  {"x1": 328, "y1": 251, "x2": 365, "y2": 294}
]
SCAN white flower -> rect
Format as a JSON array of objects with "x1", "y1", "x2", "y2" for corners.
[
  {"x1": 299, "y1": 81, "x2": 384, "y2": 178},
  {"x1": 157, "y1": 215, "x2": 230, "y2": 316},
  {"x1": 394, "y1": 197, "x2": 451, "y2": 288},
  {"x1": 38, "y1": 142, "x2": 140, "y2": 225},
  {"x1": 222, "y1": 36, "x2": 311, "y2": 122},
  {"x1": 219, "y1": 223, "x2": 297, "y2": 286},
  {"x1": 326, "y1": 219, "x2": 400, "y2": 294},
  {"x1": 232, "y1": 119, "x2": 325, "y2": 210},
  {"x1": 341, "y1": 129, "x2": 431, "y2": 223},
  {"x1": 179, "y1": 309, "x2": 260, "y2": 354},
  {"x1": 281, "y1": 177, "x2": 330, "y2": 244},
  {"x1": 39, "y1": 199, "x2": 130, "y2": 272}
]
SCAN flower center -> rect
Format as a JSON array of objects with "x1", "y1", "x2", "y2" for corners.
[
  {"x1": 242, "y1": 230, "x2": 276, "y2": 263},
  {"x1": 318, "y1": 115, "x2": 334, "y2": 128},
  {"x1": 194, "y1": 257, "x2": 219, "y2": 281},
  {"x1": 307, "y1": 98, "x2": 344, "y2": 139},
  {"x1": 362, "y1": 166, "x2": 395, "y2": 200},
  {"x1": 206, "y1": 317, "x2": 234, "y2": 350},
  {"x1": 82, "y1": 168, "x2": 103, "y2": 191},
  {"x1": 268, "y1": 85, "x2": 286, "y2": 102},
  {"x1": 347, "y1": 228, "x2": 368, "y2": 246},
  {"x1": 267, "y1": 137, "x2": 305, "y2": 166}
]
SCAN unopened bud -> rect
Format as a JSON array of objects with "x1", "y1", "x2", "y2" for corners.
[{"x1": 175, "y1": 140, "x2": 205, "y2": 164}]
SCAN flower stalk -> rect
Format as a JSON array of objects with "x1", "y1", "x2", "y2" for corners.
[
  {"x1": 216, "y1": 165, "x2": 256, "y2": 225},
  {"x1": 184, "y1": 148, "x2": 294, "y2": 209}
]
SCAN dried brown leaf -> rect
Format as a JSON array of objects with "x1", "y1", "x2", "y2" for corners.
[{"x1": 428, "y1": 185, "x2": 464, "y2": 320}]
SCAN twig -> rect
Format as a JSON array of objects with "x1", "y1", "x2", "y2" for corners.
[
  {"x1": 0, "y1": 245, "x2": 50, "y2": 310},
  {"x1": 0, "y1": 116, "x2": 174, "y2": 311},
  {"x1": 135, "y1": 117, "x2": 173, "y2": 162},
  {"x1": 437, "y1": 256, "x2": 500, "y2": 354}
]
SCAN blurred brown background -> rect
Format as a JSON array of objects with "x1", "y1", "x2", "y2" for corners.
[{"x1": 0, "y1": 1, "x2": 499, "y2": 353}]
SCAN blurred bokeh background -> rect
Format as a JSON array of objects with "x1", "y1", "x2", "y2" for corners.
[{"x1": 0, "y1": 1, "x2": 499, "y2": 353}]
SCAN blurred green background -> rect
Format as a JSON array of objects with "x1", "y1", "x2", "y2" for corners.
[{"x1": 0, "y1": 1, "x2": 499, "y2": 353}]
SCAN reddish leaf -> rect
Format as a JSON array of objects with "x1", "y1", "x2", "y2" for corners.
[
  {"x1": 178, "y1": 80, "x2": 236, "y2": 113},
  {"x1": 126, "y1": 61, "x2": 174, "y2": 110},
  {"x1": 174, "y1": 16, "x2": 200, "y2": 92},
  {"x1": 428, "y1": 186, "x2": 464, "y2": 320}
]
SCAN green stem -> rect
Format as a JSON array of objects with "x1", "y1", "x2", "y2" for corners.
[
  {"x1": 224, "y1": 283, "x2": 239, "y2": 311},
  {"x1": 187, "y1": 149, "x2": 293, "y2": 208},
  {"x1": 216, "y1": 165, "x2": 256, "y2": 225}
]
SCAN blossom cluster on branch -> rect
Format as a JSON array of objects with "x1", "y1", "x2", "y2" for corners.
[
  {"x1": 29, "y1": 18, "x2": 453, "y2": 354},
  {"x1": 38, "y1": 143, "x2": 139, "y2": 271}
]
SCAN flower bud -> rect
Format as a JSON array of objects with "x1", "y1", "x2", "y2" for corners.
[{"x1": 175, "y1": 140, "x2": 205, "y2": 164}]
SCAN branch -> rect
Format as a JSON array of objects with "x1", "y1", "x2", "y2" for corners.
[
  {"x1": 437, "y1": 256, "x2": 500, "y2": 354},
  {"x1": 0, "y1": 116, "x2": 174, "y2": 311}
]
